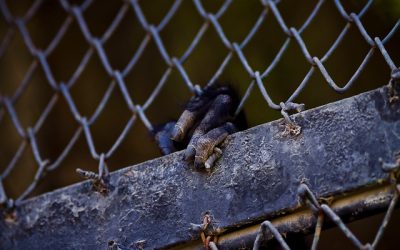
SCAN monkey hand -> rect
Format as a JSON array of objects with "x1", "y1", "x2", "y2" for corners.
[{"x1": 154, "y1": 85, "x2": 245, "y2": 170}]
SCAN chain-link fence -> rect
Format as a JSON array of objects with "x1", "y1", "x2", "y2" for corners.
[{"x1": 0, "y1": 0, "x2": 399, "y2": 249}]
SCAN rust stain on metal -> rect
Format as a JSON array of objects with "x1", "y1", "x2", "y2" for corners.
[{"x1": 170, "y1": 184, "x2": 395, "y2": 250}]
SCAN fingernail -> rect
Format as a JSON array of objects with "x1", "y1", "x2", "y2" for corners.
[
  {"x1": 161, "y1": 147, "x2": 173, "y2": 155},
  {"x1": 184, "y1": 146, "x2": 195, "y2": 161},
  {"x1": 194, "y1": 160, "x2": 203, "y2": 169},
  {"x1": 171, "y1": 125, "x2": 183, "y2": 141}
]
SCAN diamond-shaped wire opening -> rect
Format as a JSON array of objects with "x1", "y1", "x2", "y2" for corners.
[
  {"x1": 28, "y1": 97, "x2": 87, "y2": 197},
  {"x1": 88, "y1": 83, "x2": 134, "y2": 158},
  {"x1": 218, "y1": 1, "x2": 265, "y2": 43},
  {"x1": 0, "y1": 3, "x2": 398, "y2": 241},
  {"x1": 136, "y1": 0, "x2": 180, "y2": 27},
  {"x1": 68, "y1": 53, "x2": 112, "y2": 116},
  {"x1": 3, "y1": 0, "x2": 42, "y2": 20},
  {"x1": 240, "y1": 8, "x2": 286, "y2": 74},
  {"x1": 46, "y1": 20, "x2": 90, "y2": 83},
  {"x1": 123, "y1": 38, "x2": 170, "y2": 105},
  {"x1": 25, "y1": 1, "x2": 66, "y2": 50},
  {"x1": 157, "y1": 1, "x2": 204, "y2": 58},
  {"x1": 315, "y1": 212, "x2": 388, "y2": 249},
  {"x1": 0, "y1": 111, "x2": 25, "y2": 176},
  {"x1": 103, "y1": 5, "x2": 146, "y2": 70},
  {"x1": 2, "y1": 142, "x2": 37, "y2": 199},
  {"x1": 80, "y1": 0, "x2": 123, "y2": 39},
  {"x1": 107, "y1": 118, "x2": 161, "y2": 170},
  {"x1": 35, "y1": 130, "x2": 99, "y2": 197},
  {"x1": 182, "y1": 28, "x2": 229, "y2": 86},
  {"x1": 0, "y1": 31, "x2": 34, "y2": 97},
  {"x1": 144, "y1": 68, "x2": 192, "y2": 125},
  {"x1": 12, "y1": 65, "x2": 54, "y2": 129}
]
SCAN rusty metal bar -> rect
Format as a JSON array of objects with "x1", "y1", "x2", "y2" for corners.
[{"x1": 179, "y1": 184, "x2": 396, "y2": 250}]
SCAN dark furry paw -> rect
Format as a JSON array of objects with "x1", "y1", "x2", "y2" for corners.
[{"x1": 154, "y1": 84, "x2": 246, "y2": 169}]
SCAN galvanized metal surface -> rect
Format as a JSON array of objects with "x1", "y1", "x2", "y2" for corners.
[{"x1": 1, "y1": 86, "x2": 399, "y2": 249}]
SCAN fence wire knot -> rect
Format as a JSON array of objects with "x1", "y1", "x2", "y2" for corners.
[
  {"x1": 0, "y1": 0, "x2": 399, "y2": 248},
  {"x1": 388, "y1": 68, "x2": 400, "y2": 103},
  {"x1": 279, "y1": 102, "x2": 304, "y2": 136},
  {"x1": 254, "y1": 179, "x2": 399, "y2": 250},
  {"x1": 190, "y1": 212, "x2": 221, "y2": 250},
  {"x1": 76, "y1": 154, "x2": 110, "y2": 194},
  {"x1": 0, "y1": 0, "x2": 399, "y2": 210}
]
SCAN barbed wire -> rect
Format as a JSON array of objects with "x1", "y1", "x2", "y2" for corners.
[{"x1": 0, "y1": 0, "x2": 399, "y2": 248}]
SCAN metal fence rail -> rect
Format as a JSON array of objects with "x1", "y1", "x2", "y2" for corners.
[
  {"x1": 1, "y1": 86, "x2": 399, "y2": 249},
  {"x1": 0, "y1": 0, "x2": 399, "y2": 249}
]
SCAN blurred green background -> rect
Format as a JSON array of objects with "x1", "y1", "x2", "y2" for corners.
[{"x1": 0, "y1": 0, "x2": 399, "y2": 218}]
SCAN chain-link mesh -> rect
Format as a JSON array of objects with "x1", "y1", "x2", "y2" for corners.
[
  {"x1": 251, "y1": 177, "x2": 400, "y2": 250},
  {"x1": 0, "y1": 0, "x2": 399, "y2": 249}
]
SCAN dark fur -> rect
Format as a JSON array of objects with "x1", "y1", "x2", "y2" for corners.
[{"x1": 153, "y1": 84, "x2": 247, "y2": 155}]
